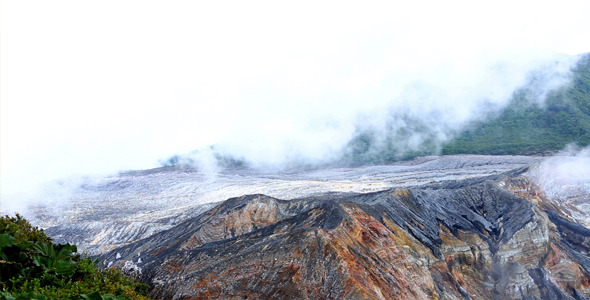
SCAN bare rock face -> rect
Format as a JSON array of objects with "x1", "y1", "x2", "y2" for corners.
[
  {"x1": 100, "y1": 167, "x2": 590, "y2": 299},
  {"x1": 32, "y1": 155, "x2": 540, "y2": 256},
  {"x1": 36, "y1": 155, "x2": 541, "y2": 256}
]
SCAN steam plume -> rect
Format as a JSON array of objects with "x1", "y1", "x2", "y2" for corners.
[{"x1": 2, "y1": 1, "x2": 590, "y2": 210}]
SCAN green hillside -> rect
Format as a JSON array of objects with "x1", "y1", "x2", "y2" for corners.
[
  {"x1": 341, "y1": 53, "x2": 590, "y2": 165},
  {"x1": 162, "y1": 53, "x2": 590, "y2": 169},
  {"x1": 442, "y1": 53, "x2": 590, "y2": 155}
]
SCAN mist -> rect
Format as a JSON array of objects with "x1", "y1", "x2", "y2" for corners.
[
  {"x1": 533, "y1": 144, "x2": 590, "y2": 201},
  {"x1": 2, "y1": 1, "x2": 590, "y2": 211}
]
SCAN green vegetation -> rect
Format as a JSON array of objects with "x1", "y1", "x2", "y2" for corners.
[
  {"x1": 342, "y1": 113, "x2": 442, "y2": 165},
  {"x1": 0, "y1": 215, "x2": 150, "y2": 300},
  {"x1": 442, "y1": 54, "x2": 590, "y2": 155},
  {"x1": 348, "y1": 53, "x2": 590, "y2": 162},
  {"x1": 159, "y1": 54, "x2": 590, "y2": 166},
  {"x1": 159, "y1": 147, "x2": 247, "y2": 169}
]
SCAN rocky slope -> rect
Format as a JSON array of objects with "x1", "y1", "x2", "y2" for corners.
[
  {"x1": 99, "y1": 164, "x2": 590, "y2": 299},
  {"x1": 32, "y1": 155, "x2": 541, "y2": 255}
]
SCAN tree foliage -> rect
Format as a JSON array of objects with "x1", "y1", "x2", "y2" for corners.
[
  {"x1": 442, "y1": 54, "x2": 590, "y2": 155},
  {"x1": 0, "y1": 215, "x2": 149, "y2": 300}
]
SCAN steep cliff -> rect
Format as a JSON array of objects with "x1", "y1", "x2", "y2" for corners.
[{"x1": 101, "y1": 166, "x2": 590, "y2": 299}]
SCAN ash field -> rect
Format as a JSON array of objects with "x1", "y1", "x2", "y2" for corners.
[
  {"x1": 29, "y1": 155, "x2": 541, "y2": 255},
  {"x1": 14, "y1": 154, "x2": 590, "y2": 299}
]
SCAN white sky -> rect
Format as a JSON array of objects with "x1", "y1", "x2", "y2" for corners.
[{"x1": 2, "y1": 0, "x2": 590, "y2": 206}]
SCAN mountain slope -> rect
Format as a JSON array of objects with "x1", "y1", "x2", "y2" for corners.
[
  {"x1": 100, "y1": 167, "x2": 590, "y2": 299},
  {"x1": 158, "y1": 54, "x2": 590, "y2": 168},
  {"x1": 40, "y1": 155, "x2": 539, "y2": 256},
  {"x1": 443, "y1": 53, "x2": 590, "y2": 155}
]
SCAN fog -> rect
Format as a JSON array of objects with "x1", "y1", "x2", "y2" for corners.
[
  {"x1": 533, "y1": 145, "x2": 590, "y2": 201},
  {"x1": 2, "y1": 1, "x2": 590, "y2": 211}
]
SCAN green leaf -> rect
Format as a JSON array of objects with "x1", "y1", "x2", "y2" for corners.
[
  {"x1": 80, "y1": 292, "x2": 103, "y2": 300},
  {"x1": 96, "y1": 294, "x2": 127, "y2": 300},
  {"x1": 33, "y1": 242, "x2": 55, "y2": 258},
  {"x1": 31, "y1": 242, "x2": 78, "y2": 276},
  {"x1": 0, "y1": 292, "x2": 16, "y2": 300},
  {"x1": 18, "y1": 293, "x2": 48, "y2": 300},
  {"x1": 0, "y1": 292, "x2": 48, "y2": 300},
  {"x1": 32, "y1": 255, "x2": 51, "y2": 269},
  {"x1": 0, "y1": 234, "x2": 16, "y2": 247},
  {"x1": 55, "y1": 259, "x2": 77, "y2": 277},
  {"x1": 0, "y1": 234, "x2": 16, "y2": 260},
  {"x1": 56, "y1": 244, "x2": 76, "y2": 261}
]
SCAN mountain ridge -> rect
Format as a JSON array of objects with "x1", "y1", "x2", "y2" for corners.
[
  {"x1": 160, "y1": 53, "x2": 590, "y2": 169},
  {"x1": 99, "y1": 165, "x2": 590, "y2": 299},
  {"x1": 442, "y1": 53, "x2": 590, "y2": 155}
]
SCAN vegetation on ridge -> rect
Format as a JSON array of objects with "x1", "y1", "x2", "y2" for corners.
[
  {"x1": 344, "y1": 53, "x2": 590, "y2": 163},
  {"x1": 442, "y1": 54, "x2": 590, "y2": 155},
  {"x1": 0, "y1": 214, "x2": 150, "y2": 300},
  {"x1": 159, "y1": 53, "x2": 590, "y2": 168}
]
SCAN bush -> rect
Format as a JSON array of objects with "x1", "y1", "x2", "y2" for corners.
[{"x1": 0, "y1": 214, "x2": 149, "y2": 299}]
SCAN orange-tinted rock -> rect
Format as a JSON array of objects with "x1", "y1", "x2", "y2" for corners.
[{"x1": 101, "y1": 167, "x2": 590, "y2": 299}]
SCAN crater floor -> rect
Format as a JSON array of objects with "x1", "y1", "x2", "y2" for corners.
[{"x1": 24, "y1": 155, "x2": 548, "y2": 254}]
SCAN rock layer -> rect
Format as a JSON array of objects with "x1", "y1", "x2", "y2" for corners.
[
  {"x1": 34, "y1": 155, "x2": 540, "y2": 255},
  {"x1": 101, "y1": 167, "x2": 590, "y2": 299}
]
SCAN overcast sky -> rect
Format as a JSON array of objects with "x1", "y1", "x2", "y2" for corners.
[{"x1": 2, "y1": 1, "x2": 590, "y2": 207}]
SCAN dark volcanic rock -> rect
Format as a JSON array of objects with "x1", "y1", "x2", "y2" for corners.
[
  {"x1": 31, "y1": 155, "x2": 542, "y2": 256},
  {"x1": 100, "y1": 170, "x2": 590, "y2": 299}
]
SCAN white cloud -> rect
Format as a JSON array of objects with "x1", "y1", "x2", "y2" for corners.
[
  {"x1": 531, "y1": 145, "x2": 590, "y2": 226},
  {"x1": 2, "y1": 0, "x2": 590, "y2": 207},
  {"x1": 534, "y1": 145, "x2": 590, "y2": 198}
]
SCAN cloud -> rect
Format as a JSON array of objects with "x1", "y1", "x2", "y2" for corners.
[
  {"x1": 529, "y1": 144, "x2": 590, "y2": 226},
  {"x1": 532, "y1": 144, "x2": 590, "y2": 201},
  {"x1": 1, "y1": 1, "x2": 590, "y2": 207}
]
